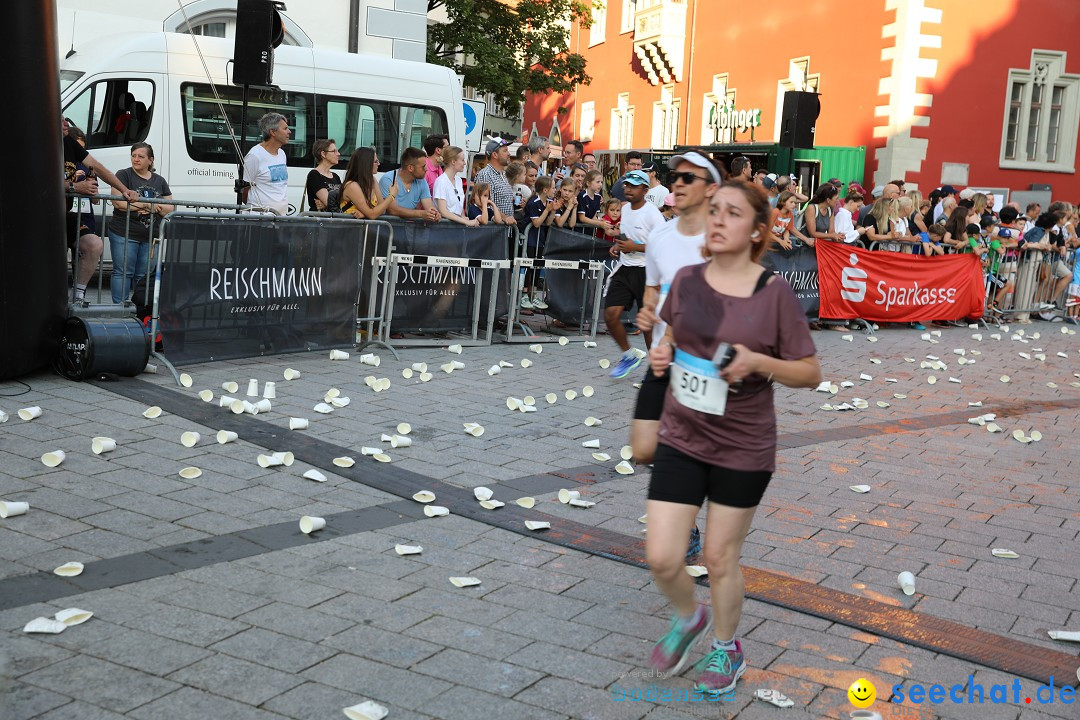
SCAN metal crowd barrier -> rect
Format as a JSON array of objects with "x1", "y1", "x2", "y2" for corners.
[
  {"x1": 371, "y1": 253, "x2": 510, "y2": 348},
  {"x1": 502, "y1": 256, "x2": 606, "y2": 343}
]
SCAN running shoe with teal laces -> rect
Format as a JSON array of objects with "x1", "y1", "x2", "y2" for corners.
[
  {"x1": 694, "y1": 639, "x2": 746, "y2": 695},
  {"x1": 609, "y1": 353, "x2": 642, "y2": 379},
  {"x1": 650, "y1": 608, "x2": 711, "y2": 674}
]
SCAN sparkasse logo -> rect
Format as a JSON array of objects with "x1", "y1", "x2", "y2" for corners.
[{"x1": 840, "y1": 253, "x2": 867, "y2": 302}]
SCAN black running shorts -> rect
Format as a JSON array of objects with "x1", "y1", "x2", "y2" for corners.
[
  {"x1": 648, "y1": 443, "x2": 772, "y2": 509},
  {"x1": 605, "y1": 265, "x2": 646, "y2": 310}
]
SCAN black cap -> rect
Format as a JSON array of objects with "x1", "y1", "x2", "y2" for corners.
[{"x1": 940, "y1": 185, "x2": 958, "y2": 195}]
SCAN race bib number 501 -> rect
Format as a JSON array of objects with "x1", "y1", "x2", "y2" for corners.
[{"x1": 671, "y1": 348, "x2": 729, "y2": 416}]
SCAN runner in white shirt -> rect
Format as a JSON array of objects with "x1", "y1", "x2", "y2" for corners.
[
  {"x1": 606, "y1": 170, "x2": 667, "y2": 379},
  {"x1": 632, "y1": 151, "x2": 720, "y2": 464}
]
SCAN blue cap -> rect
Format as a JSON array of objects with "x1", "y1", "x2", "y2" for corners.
[{"x1": 623, "y1": 170, "x2": 650, "y2": 186}]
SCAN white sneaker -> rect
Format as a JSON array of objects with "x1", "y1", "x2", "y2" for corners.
[
  {"x1": 520, "y1": 296, "x2": 535, "y2": 310},
  {"x1": 532, "y1": 298, "x2": 549, "y2": 310}
]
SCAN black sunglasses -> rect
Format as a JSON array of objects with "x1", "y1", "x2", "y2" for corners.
[{"x1": 667, "y1": 171, "x2": 708, "y2": 185}]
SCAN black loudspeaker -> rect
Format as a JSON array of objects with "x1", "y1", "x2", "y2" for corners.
[
  {"x1": 779, "y1": 91, "x2": 820, "y2": 149},
  {"x1": 232, "y1": 0, "x2": 286, "y2": 86},
  {"x1": 57, "y1": 317, "x2": 150, "y2": 381}
]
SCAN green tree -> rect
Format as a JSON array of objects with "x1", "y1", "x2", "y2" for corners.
[{"x1": 427, "y1": 0, "x2": 593, "y2": 114}]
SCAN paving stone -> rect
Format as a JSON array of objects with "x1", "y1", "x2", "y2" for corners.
[
  {"x1": 121, "y1": 605, "x2": 250, "y2": 647},
  {"x1": 514, "y1": 676, "x2": 653, "y2": 720},
  {"x1": 262, "y1": 681, "x2": 435, "y2": 720},
  {"x1": 128, "y1": 687, "x2": 293, "y2": 720},
  {"x1": 394, "y1": 587, "x2": 518, "y2": 626},
  {"x1": 310, "y1": 593, "x2": 432, "y2": 632},
  {"x1": 404, "y1": 615, "x2": 533, "y2": 660},
  {"x1": 492, "y1": 609, "x2": 611, "y2": 652},
  {"x1": 209, "y1": 627, "x2": 337, "y2": 673},
  {"x1": 412, "y1": 647, "x2": 546, "y2": 697},
  {"x1": 39, "y1": 619, "x2": 212, "y2": 676},
  {"x1": 165, "y1": 654, "x2": 304, "y2": 706},
  {"x1": 300, "y1": 653, "x2": 453, "y2": 711},
  {"x1": 20, "y1": 656, "x2": 180, "y2": 714},
  {"x1": 235, "y1": 602, "x2": 353, "y2": 642},
  {"x1": 35, "y1": 701, "x2": 132, "y2": 720},
  {"x1": 321, "y1": 622, "x2": 442, "y2": 668},
  {"x1": 0, "y1": 680, "x2": 73, "y2": 720}
]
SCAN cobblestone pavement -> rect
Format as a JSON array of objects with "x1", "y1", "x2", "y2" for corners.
[{"x1": 1, "y1": 322, "x2": 1079, "y2": 720}]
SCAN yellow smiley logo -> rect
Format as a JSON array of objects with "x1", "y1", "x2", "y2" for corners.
[{"x1": 848, "y1": 678, "x2": 876, "y2": 708}]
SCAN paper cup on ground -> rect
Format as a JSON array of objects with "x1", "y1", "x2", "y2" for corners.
[
  {"x1": 615, "y1": 460, "x2": 635, "y2": 475},
  {"x1": 229, "y1": 399, "x2": 246, "y2": 414},
  {"x1": 395, "y1": 544, "x2": 423, "y2": 555},
  {"x1": 23, "y1": 617, "x2": 66, "y2": 634},
  {"x1": 262, "y1": 382, "x2": 276, "y2": 399},
  {"x1": 592, "y1": 452, "x2": 611, "y2": 462},
  {"x1": 92, "y1": 437, "x2": 116, "y2": 454},
  {"x1": 329, "y1": 349, "x2": 350, "y2": 360},
  {"x1": 390, "y1": 435, "x2": 412, "y2": 448},
  {"x1": 0, "y1": 501, "x2": 29, "y2": 518},
  {"x1": 419, "y1": 372, "x2": 433, "y2": 382},
  {"x1": 525, "y1": 520, "x2": 551, "y2": 531},
  {"x1": 143, "y1": 363, "x2": 157, "y2": 374},
  {"x1": 253, "y1": 399, "x2": 272, "y2": 413},
  {"x1": 303, "y1": 469, "x2": 327, "y2": 482},
  {"x1": 18, "y1": 407, "x2": 43, "y2": 420},
  {"x1": 499, "y1": 360, "x2": 513, "y2": 368},
  {"x1": 449, "y1": 576, "x2": 481, "y2": 587},
  {"x1": 289, "y1": 418, "x2": 309, "y2": 430},
  {"x1": 219, "y1": 395, "x2": 238, "y2": 408},
  {"x1": 582, "y1": 385, "x2": 594, "y2": 398},
  {"x1": 528, "y1": 344, "x2": 543, "y2": 354},
  {"x1": 558, "y1": 336, "x2": 569, "y2": 346},
  {"x1": 314, "y1": 403, "x2": 334, "y2": 414},
  {"x1": 360, "y1": 353, "x2": 380, "y2": 366},
  {"x1": 487, "y1": 365, "x2": 501, "y2": 376},
  {"x1": 179, "y1": 373, "x2": 193, "y2": 388},
  {"x1": 583, "y1": 341, "x2": 597, "y2": 348},
  {"x1": 55, "y1": 608, "x2": 93, "y2": 626},
  {"x1": 179, "y1": 467, "x2": 202, "y2": 479},
  {"x1": 198, "y1": 389, "x2": 214, "y2": 403},
  {"x1": 565, "y1": 390, "x2": 578, "y2": 401},
  {"x1": 258, "y1": 454, "x2": 283, "y2": 468},
  {"x1": 330, "y1": 396, "x2": 350, "y2": 408},
  {"x1": 584, "y1": 416, "x2": 601, "y2": 427},
  {"x1": 361, "y1": 447, "x2": 381, "y2": 456},
  {"x1": 558, "y1": 489, "x2": 580, "y2": 504},
  {"x1": 897, "y1": 571, "x2": 916, "y2": 595},
  {"x1": 283, "y1": 368, "x2": 300, "y2": 380},
  {"x1": 53, "y1": 562, "x2": 84, "y2": 577},
  {"x1": 413, "y1": 490, "x2": 436, "y2": 503},
  {"x1": 41, "y1": 451, "x2": 66, "y2": 468},
  {"x1": 299, "y1": 515, "x2": 325, "y2": 534},
  {"x1": 620, "y1": 445, "x2": 634, "y2": 460},
  {"x1": 246, "y1": 379, "x2": 259, "y2": 396},
  {"x1": 599, "y1": 359, "x2": 610, "y2": 369},
  {"x1": 396, "y1": 423, "x2": 411, "y2": 435},
  {"x1": 216, "y1": 430, "x2": 238, "y2": 444},
  {"x1": 582, "y1": 439, "x2": 600, "y2": 449},
  {"x1": 474, "y1": 486, "x2": 494, "y2": 501},
  {"x1": 545, "y1": 393, "x2": 557, "y2": 404},
  {"x1": 333, "y1": 456, "x2": 355, "y2": 468},
  {"x1": 221, "y1": 381, "x2": 239, "y2": 393},
  {"x1": 465, "y1": 424, "x2": 484, "y2": 437},
  {"x1": 373, "y1": 453, "x2": 391, "y2": 463},
  {"x1": 516, "y1": 497, "x2": 536, "y2": 509},
  {"x1": 403, "y1": 368, "x2": 414, "y2": 379},
  {"x1": 424, "y1": 505, "x2": 449, "y2": 517},
  {"x1": 181, "y1": 431, "x2": 201, "y2": 448},
  {"x1": 271, "y1": 451, "x2": 294, "y2": 467},
  {"x1": 448, "y1": 344, "x2": 463, "y2": 354},
  {"x1": 412, "y1": 362, "x2": 428, "y2": 372},
  {"x1": 342, "y1": 700, "x2": 389, "y2": 720}
]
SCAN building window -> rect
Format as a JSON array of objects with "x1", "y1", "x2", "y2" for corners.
[
  {"x1": 589, "y1": 2, "x2": 606, "y2": 46},
  {"x1": 611, "y1": 93, "x2": 634, "y2": 149},
  {"x1": 620, "y1": 0, "x2": 636, "y2": 33},
  {"x1": 580, "y1": 101, "x2": 596, "y2": 142},
  {"x1": 1000, "y1": 50, "x2": 1079, "y2": 172},
  {"x1": 652, "y1": 84, "x2": 680, "y2": 149}
]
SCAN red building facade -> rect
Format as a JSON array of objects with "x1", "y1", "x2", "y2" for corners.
[{"x1": 522, "y1": 0, "x2": 1080, "y2": 200}]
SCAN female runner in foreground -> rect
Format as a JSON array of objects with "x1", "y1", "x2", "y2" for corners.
[{"x1": 646, "y1": 180, "x2": 821, "y2": 695}]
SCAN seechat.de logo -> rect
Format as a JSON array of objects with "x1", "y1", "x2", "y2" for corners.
[{"x1": 840, "y1": 253, "x2": 867, "y2": 302}]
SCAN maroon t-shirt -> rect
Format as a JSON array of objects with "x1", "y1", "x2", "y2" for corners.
[{"x1": 658, "y1": 264, "x2": 817, "y2": 471}]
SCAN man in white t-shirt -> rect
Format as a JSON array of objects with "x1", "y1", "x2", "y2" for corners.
[
  {"x1": 243, "y1": 113, "x2": 291, "y2": 215},
  {"x1": 631, "y1": 151, "x2": 719, "y2": 463},
  {"x1": 643, "y1": 162, "x2": 669, "y2": 209},
  {"x1": 606, "y1": 170, "x2": 666, "y2": 379}
]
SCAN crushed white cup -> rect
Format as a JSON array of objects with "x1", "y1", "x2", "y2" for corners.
[
  {"x1": 0, "y1": 500, "x2": 29, "y2": 518},
  {"x1": 423, "y1": 505, "x2": 449, "y2": 517},
  {"x1": 897, "y1": 571, "x2": 916, "y2": 595},
  {"x1": 342, "y1": 700, "x2": 389, "y2": 720},
  {"x1": 41, "y1": 451, "x2": 66, "y2": 468},
  {"x1": 516, "y1": 497, "x2": 536, "y2": 508},
  {"x1": 525, "y1": 520, "x2": 551, "y2": 531},
  {"x1": 412, "y1": 491, "x2": 436, "y2": 503},
  {"x1": 314, "y1": 403, "x2": 334, "y2": 414},
  {"x1": 91, "y1": 437, "x2": 116, "y2": 455},
  {"x1": 303, "y1": 469, "x2": 327, "y2": 482},
  {"x1": 333, "y1": 456, "x2": 355, "y2": 468},
  {"x1": 216, "y1": 430, "x2": 238, "y2": 444},
  {"x1": 330, "y1": 396, "x2": 350, "y2": 408},
  {"x1": 615, "y1": 460, "x2": 635, "y2": 475},
  {"x1": 180, "y1": 431, "x2": 201, "y2": 448},
  {"x1": 449, "y1": 576, "x2": 481, "y2": 587},
  {"x1": 179, "y1": 467, "x2": 202, "y2": 479},
  {"x1": 283, "y1": 368, "x2": 300, "y2": 380},
  {"x1": 329, "y1": 349, "x2": 350, "y2": 360},
  {"x1": 395, "y1": 544, "x2": 423, "y2": 556},
  {"x1": 262, "y1": 382, "x2": 276, "y2": 399},
  {"x1": 473, "y1": 486, "x2": 494, "y2": 501},
  {"x1": 582, "y1": 439, "x2": 600, "y2": 448},
  {"x1": 558, "y1": 489, "x2": 580, "y2": 503},
  {"x1": 18, "y1": 406, "x2": 42, "y2": 421},
  {"x1": 299, "y1": 515, "x2": 326, "y2": 534},
  {"x1": 53, "y1": 562, "x2": 84, "y2": 577},
  {"x1": 289, "y1": 417, "x2": 309, "y2": 430},
  {"x1": 23, "y1": 617, "x2": 67, "y2": 634}
]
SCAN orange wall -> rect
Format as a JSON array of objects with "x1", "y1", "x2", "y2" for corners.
[{"x1": 523, "y1": 0, "x2": 1080, "y2": 198}]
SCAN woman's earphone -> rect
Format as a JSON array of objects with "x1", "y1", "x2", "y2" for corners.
[{"x1": 751, "y1": 231, "x2": 760, "y2": 238}]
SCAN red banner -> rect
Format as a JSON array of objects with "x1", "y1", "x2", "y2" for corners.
[{"x1": 816, "y1": 241, "x2": 985, "y2": 322}]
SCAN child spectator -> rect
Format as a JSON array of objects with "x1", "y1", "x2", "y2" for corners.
[
  {"x1": 521, "y1": 176, "x2": 557, "y2": 310},
  {"x1": 576, "y1": 170, "x2": 608, "y2": 235},
  {"x1": 553, "y1": 178, "x2": 578, "y2": 229},
  {"x1": 600, "y1": 198, "x2": 622, "y2": 241},
  {"x1": 466, "y1": 182, "x2": 504, "y2": 225}
]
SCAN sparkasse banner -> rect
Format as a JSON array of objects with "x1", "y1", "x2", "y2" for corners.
[{"x1": 817, "y1": 241, "x2": 984, "y2": 322}]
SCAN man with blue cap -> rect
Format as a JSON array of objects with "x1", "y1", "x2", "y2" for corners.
[{"x1": 606, "y1": 169, "x2": 666, "y2": 379}]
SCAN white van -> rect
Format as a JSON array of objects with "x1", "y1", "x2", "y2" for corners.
[{"x1": 60, "y1": 32, "x2": 465, "y2": 213}]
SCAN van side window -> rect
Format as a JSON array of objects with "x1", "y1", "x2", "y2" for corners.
[
  {"x1": 63, "y1": 79, "x2": 154, "y2": 147},
  {"x1": 181, "y1": 83, "x2": 313, "y2": 166},
  {"x1": 321, "y1": 96, "x2": 448, "y2": 170}
]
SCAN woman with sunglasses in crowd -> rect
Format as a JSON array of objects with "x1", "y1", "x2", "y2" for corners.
[{"x1": 645, "y1": 179, "x2": 820, "y2": 697}]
